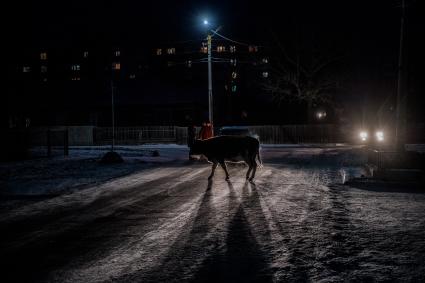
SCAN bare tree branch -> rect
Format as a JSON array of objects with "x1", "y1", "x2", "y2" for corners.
[{"x1": 263, "y1": 35, "x2": 340, "y2": 107}]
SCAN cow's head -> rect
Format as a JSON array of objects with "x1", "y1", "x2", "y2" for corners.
[{"x1": 189, "y1": 139, "x2": 204, "y2": 158}]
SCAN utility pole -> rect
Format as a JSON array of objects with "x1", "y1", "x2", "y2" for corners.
[
  {"x1": 100, "y1": 68, "x2": 123, "y2": 163},
  {"x1": 111, "y1": 80, "x2": 115, "y2": 152},
  {"x1": 395, "y1": 0, "x2": 406, "y2": 151},
  {"x1": 207, "y1": 34, "x2": 214, "y2": 134}
]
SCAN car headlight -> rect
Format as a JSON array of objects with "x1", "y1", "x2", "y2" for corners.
[
  {"x1": 359, "y1": 131, "x2": 368, "y2": 141},
  {"x1": 375, "y1": 131, "x2": 384, "y2": 142}
]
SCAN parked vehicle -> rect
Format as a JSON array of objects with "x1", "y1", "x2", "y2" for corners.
[{"x1": 218, "y1": 126, "x2": 259, "y2": 141}]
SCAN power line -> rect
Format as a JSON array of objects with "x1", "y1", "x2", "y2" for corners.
[
  {"x1": 210, "y1": 30, "x2": 262, "y2": 47},
  {"x1": 158, "y1": 38, "x2": 205, "y2": 45},
  {"x1": 157, "y1": 30, "x2": 262, "y2": 49}
]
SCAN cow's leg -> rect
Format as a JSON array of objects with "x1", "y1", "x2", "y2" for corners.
[
  {"x1": 219, "y1": 161, "x2": 230, "y2": 180},
  {"x1": 249, "y1": 158, "x2": 257, "y2": 181},
  {"x1": 208, "y1": 162, "x2": 218, "y2": 180},
  {"x1": 246, "y1": 160, "x2": 252, "y2": 180}
]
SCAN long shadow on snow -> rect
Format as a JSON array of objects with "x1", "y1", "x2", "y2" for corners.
[
  {"x1": 128, "y1": 176, "x2": 273, "y2": 282},
  {"x1": 191, "y1": 181, "x2": 273, "y2": 283}
]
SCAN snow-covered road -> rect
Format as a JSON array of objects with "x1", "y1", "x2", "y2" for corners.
[{"x1": 1, "y1": 146, "x2": 424, "y2": 282}]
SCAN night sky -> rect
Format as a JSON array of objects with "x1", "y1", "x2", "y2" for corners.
[
  {"x1": 1, "y1": 2, "x2": 401, "y2": 39},
  {"x1": 6, "y1": 0, "x2": 425, "y2": 125},
  {"x1": 10, "y1": 0, "x2": 421, "y2": 49}
]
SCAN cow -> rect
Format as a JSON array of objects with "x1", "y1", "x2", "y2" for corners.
[{"x1": 189, "y1": 135, "x2": 262, "y2": 181}]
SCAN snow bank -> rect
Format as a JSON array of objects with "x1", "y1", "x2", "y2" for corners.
[{"x1": 0, "y1": 145, "x2": 189, "y2": 197}]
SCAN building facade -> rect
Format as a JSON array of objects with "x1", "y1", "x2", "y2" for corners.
[{"x1": 5, "y1": 39, "x2": 270, "y2": 128}]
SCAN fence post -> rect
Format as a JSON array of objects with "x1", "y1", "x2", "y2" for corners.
[
  {"x1": 173, "y1": 126, "x2": 177, "y2": 143},
  {"x1": 64, "y1": 128, "x2": 69, "y2": 156},
  {"x1": 47, "y1": 128, "x2": 51, "y2": 157}
]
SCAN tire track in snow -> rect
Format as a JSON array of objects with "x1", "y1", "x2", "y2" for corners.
[
  {"x1": 0, "y1": 166, "x2": 192, "y2": 224},
  {"x1": 253, "y1": 164, "x2": 341, "y2": 281},
  {"x1": 1, "y1": 166, "x2": 209, "y2": 282}
]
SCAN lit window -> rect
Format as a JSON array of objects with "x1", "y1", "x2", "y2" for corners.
[
  {"x1": 41, "y1": 66, "x2": 47, "y2": 73},
  {"x1": 231, "y1": 72, "x2": 237, "y2": 79},
  {"x1": 230, "y1": 46, "x2": 236, "y2": 53},
  {"x1": 156, "y1": 48, "x2": 162, "y2": 55},
  {"x1": 187, "y1": 60, "x2": 192, "y2": 68},
  {"x1": 232, "y1": 85, "x2": 237, "y2": 92},
  {"x1": 22, "y1": 66, "x2": 31, "y2": 73},
  {"x1": 262, "y1": 58, "x2": 268, "y2": 64},
  {"x1": 114, "y1": 50, "x2": 121, "y2": 57},
  {"x1": 83, "y1": 51, "x2": 89, "y2": 58},
  {"x1": 167, "y1": 48, "x2": 176, "y2": 55},
  {"x1": 71, "y1": 77, "x2": 80, "y2": 81},
  {"x1": 230, "y1": 59, "x2": 237, "y2": 66},
  {"x1": 129, "y1": 74, "x2": 136, "y2": 79},
  {"x1": 112, "y1": 62, "x2": 121, "y2": 70},
  {"x1": 40, "y1": 52, "x2": 47, "y2": 60},
  {"x1": 200, "y1": 46, "x2": 208, "y2": 53},
  {"x1": 217, "y1": 46, "x2": 226, "y2": 52},
  {"x1": 249, "y1": 45, "x2": 258, "y2": 53},
  {"x1": 262, "y1": 71, "x2": 269, "y2": 78},
  {"x1": 71, "y1": 64, "x2": 80, "y2": 71}
]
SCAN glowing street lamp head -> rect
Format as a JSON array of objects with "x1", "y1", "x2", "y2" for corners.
[{"x1": 203, "y1": 19, "x2": 209, "y2": 25}]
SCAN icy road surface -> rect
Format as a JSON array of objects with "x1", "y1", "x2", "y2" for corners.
[{"x1": 1, "y1": 146, "x2": 424, "y2": 282}]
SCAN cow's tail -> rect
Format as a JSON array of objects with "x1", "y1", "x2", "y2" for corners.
[{"x1": 257, "y1": 148, "x2": 263, "y2": 168}]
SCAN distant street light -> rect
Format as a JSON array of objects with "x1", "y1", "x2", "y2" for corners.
[
  {"x1": 316, "y1": 111, "x2": 326, "y2": 120},
  {"x1": 203, "y1": 19, "x2": 209, "y2": 25}
]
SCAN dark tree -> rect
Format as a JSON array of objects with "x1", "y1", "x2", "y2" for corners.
[{"x1": 263, "y1": 34, "x2": 342, "y2": 122}]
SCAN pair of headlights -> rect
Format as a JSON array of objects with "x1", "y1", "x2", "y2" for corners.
[{"x1": 359, "y1": 131, "x2": 384, "y2": 142}]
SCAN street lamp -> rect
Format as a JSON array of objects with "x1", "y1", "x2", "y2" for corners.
[
  {"x1": 201, "y1": 18, "x2": 222, "y2": 134},
  {"x1": 207, "y1": 32, "x2": 213, "y2": 130},
  {"x1": 202, "y1": 19, "x2": 214, "y2": 133}
]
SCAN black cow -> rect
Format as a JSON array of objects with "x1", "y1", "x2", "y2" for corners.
[{"x1": 189, "y1": 135, "x2": 262, "y2": 181}]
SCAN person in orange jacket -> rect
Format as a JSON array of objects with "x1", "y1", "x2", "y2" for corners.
[{"x1": 199, "y1": 120, "x2": 213, "y2": 140}]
